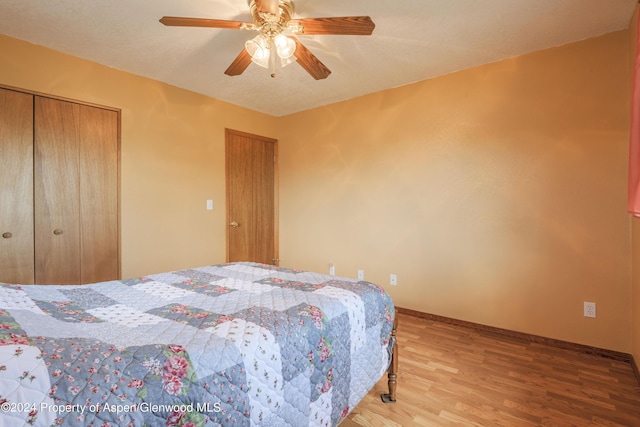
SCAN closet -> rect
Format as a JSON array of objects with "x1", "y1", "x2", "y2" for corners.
[{"x1": 0, "y1": 86, "x2": 119, "y2": 285}]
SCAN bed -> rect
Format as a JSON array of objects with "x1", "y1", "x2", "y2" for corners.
[{"x1": 0, "y1": 262, "x2": 397, "y2": 426}]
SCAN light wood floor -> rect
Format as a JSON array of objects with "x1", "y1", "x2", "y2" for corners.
[{"x1": 343, "y1": 313, "x2": 640, "y2": 426}]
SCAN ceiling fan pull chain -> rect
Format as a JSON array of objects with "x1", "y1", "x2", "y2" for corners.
[{"x1": 269, "y1": 38, "x2": 277, "y2": 78}]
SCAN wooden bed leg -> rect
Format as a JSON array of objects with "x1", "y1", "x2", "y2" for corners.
[{"x1": 381, "y1": 315, "x2": 398, "y2": 403}]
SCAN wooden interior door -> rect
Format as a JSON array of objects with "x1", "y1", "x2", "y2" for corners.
[
  {"x1": 226, "y1": 129, "x2": 278, "y2": 265},
  {"x1": 0, "y1": 88, "x2": 35, "y2": 284},
  {"x1": 34, "y1": 96, "x2": 82, "y2": 284}
]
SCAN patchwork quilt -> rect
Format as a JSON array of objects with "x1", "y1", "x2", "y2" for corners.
[{"x1": 0, "y1": 262, "x2": 395, "y2": 427}]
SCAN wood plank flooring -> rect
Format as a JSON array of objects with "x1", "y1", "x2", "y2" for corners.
[{"x1": 343, "y1": 313, "x2": 640, "y2": 426}]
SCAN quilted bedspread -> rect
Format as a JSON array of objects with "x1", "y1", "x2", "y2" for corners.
[{"x1": 0, "y1": 262, "x2": 395, "y2": 427}]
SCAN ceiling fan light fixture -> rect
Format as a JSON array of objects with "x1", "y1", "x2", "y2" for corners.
[
  {"x1": 274, "y1": 34, "x2": 296, "y2": 59},
  {"x1": 245, "y1": 35, "x2": 271, "y2": 68},
  {"x1": 279, "y1": 55, "x2": 297, "y2": 68}
]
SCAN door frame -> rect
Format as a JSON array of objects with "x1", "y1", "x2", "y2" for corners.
[{"x1": 224, "y1": 128, "x2": 279, "y2": 265}]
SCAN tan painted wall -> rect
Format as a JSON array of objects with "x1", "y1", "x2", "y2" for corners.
[
  {"x1": 0, "y1": 30, "x2": 634, "y2": 353},
  {"x1": 279, "y1": 31, "x2": 632, "y2": 352},
  {"x1": 630, "y1": 6, "x2": 640, "y2": 367},
  {"x1": 0, "y1": 34, "x2": 278, "y2": 278}
]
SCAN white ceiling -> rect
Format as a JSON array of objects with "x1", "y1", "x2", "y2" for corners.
[{"x1": 0, "y1": 0, "x2": 636, "y2": 116}]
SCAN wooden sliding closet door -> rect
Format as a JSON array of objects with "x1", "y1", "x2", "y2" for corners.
[
  {"x1": 0, "y1": 87, "x2": 119, "y2": 285},
  {"x1": 34, "y1": 97, "x2": 82, "y2": 284},
  {"x1": 0, "y1": 88, "x2": 35, "y2": 284},
  {"x1": 78, "y1": 105, "x2": 119, "y2": 283},
  {"x1": 34, "y1": 97, "x2": 119, "y2": 285}
]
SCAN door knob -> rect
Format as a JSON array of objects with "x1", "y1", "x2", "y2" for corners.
[
  {"x1": 229, "y1": 221, "x2": 239, "y2": 228},
  {"x1": 53, "y1": 229, "x2": 64, "y2": 235},
  {"x1": 2, "y1": 232, "x2": 12, "y2": 239}
]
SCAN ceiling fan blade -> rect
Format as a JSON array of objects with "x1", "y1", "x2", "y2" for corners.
[
  {"x1": 254, "y1": 0, "x2": 280, "y2": 18},
  {"x1": 293, "y1": 38, "x2": 331, "y2": 80},
  {"x1": 290, "y1": 16, "x2": 375, "y2": 35},
  {"x1": 160, "y1": 16, "x2": 251, "y2": 29},
  {"x1": 224, "y1": 48, "x2": 253, "y2": 76}
]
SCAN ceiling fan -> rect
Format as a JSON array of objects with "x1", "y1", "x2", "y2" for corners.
[{"x1": 160, "y1": 0, "x2": 375, "y2": 80}]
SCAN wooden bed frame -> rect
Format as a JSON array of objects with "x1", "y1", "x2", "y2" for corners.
[{"x1": 381, "y1": 315, "x2": 398, "y2": 403}]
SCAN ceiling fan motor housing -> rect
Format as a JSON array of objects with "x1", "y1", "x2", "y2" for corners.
[{"x1": 249, "y1": 0, "x2": 295, "y2": 36}]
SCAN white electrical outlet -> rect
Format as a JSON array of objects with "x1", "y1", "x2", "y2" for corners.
[
  {"x1": 390, "y1": 274, "x2": 397, "y2": 286},
  {"x1": 329, "y1": 264, "x2": 335, "y2": 276},
  {"x1": 357, "y1": 269, "x2": 364, "y2": 280},
  {"x1": 584, "y1": 302, "x2": 596, "y2": 318}
]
